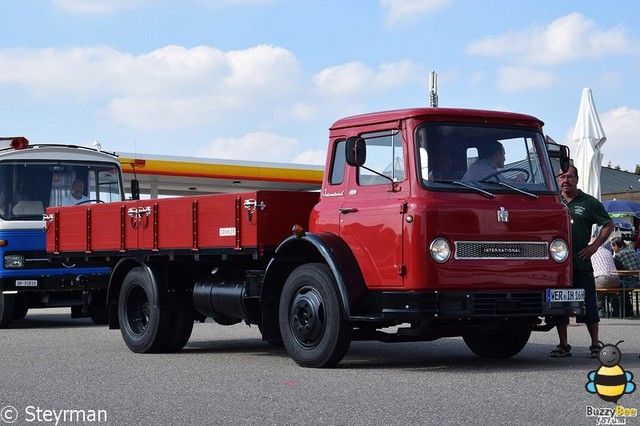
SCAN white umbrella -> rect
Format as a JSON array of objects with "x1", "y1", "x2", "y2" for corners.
[{"x1": 573, "y1": 87, "x2": 606, "y2": 200}]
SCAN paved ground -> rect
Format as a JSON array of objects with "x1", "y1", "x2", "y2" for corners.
[{"x1": 1, "y1": 309, "x2": 640, "y2": 425}]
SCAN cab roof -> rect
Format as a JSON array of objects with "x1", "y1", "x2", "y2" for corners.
[{"x1": 330, "y1": 107, "x2": 544, "y2": 131}]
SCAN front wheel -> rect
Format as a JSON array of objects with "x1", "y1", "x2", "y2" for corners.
[
  {"x1": 279, "y1": 263, "x2": 351, "y2": 368},
  {"x1": 463, "y1": 329, "x2": 531, "y2": 358},
  {"x1": 118, "y1": 267, "x2": 172, "y2": 353},
  {"x1": 0, "y1": 293, "x2": 15, "y2": 328},
  {"x1": 12, "y1": 296, "x2": 28, "y2": 320}
]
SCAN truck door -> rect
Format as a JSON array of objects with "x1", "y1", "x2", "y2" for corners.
[{"x1": 339, "y1": 130, "x2": 409, "y2": 288}]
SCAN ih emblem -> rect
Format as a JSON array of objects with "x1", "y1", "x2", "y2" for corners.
[{"x1": 497, "y1": 207, "x2": 509, "y2": 223}]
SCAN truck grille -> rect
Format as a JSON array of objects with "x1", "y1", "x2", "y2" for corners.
[
  {"x1": 474, "y1": 292, "x2": 543, "y2": 315},
  {"x1": 454, "y1": 241, "x2": 548, "y2": 260}
]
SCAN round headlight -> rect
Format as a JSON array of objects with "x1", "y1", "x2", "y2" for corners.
[
  {"x1": 430, "y1": 238, "x2": 451, "y2": 263},
  {"x1": 550, "y1": 239, "x2": 569, "y2": 263},
  {"x1": 4, "y1": 254, "x2": 25, "y2": 269}
]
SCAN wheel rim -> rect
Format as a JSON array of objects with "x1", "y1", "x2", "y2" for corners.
[
  {"x1": 125, "y1": 285, "x2": 150, "y2": 336},
  {"x1": 289, "y1": 286, "x2": 325, "y2": 348}
]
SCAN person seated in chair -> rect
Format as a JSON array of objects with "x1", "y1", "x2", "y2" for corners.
[{"x1": 611, "y1": 237, "x2": 640, "y2": 288}]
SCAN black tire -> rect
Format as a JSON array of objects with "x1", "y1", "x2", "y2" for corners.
[
  {"x1": 259, "y1": 326, "x2": 284, "y2": 348},
  {"x1": 279, "y1": 263, "x2": 351, "y2": 368},
  {"x1": 12, "y1": 296, "x2": 28, "y2": 320},
  {"x1": 118, "y1": 267, "x2": 172, "y2": 353},
  {"x1": 463, "y1": 329, "x2": 531, "y2": 358},
  {"x1": 163, "y1": 308, "x2": 194, "y2": 353},
  {"x1": 89, "y1": 291, "x2": 109, "y2": 325},
  {"x1": 0, "y1": 293, "x2": 15, "y2": 328},
  {"x1": 89, "y1": 304, "x2": 109, "y2": 325}
]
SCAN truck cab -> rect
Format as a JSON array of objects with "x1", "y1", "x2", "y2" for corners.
[
  {"x1": 304, "y1": 108, "x2": 578, "y2": 358},
  {"x1": 0, "y1": 138, "x2": 125, "y2": 327}
]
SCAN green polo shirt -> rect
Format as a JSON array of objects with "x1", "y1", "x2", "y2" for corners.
[{"x1": 562, "y1": 190, "x2": 613, "y2": 271}]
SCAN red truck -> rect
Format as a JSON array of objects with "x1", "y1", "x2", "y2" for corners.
[{"x1": 45, "y1": 107, "x2": 582, "y2": 367}]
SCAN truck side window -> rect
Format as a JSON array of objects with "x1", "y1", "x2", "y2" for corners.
[
  {"x1": 358, "y1": 131, "x2": 405, "y2": 186},
  {"x1": 329, "y1": 140, "x2": 346, "y2": 185}
]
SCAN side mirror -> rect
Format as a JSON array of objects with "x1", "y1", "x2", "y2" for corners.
[
  {"x1": 345, "y1": 137, "x2": 366, "y2": 167},
  {"x1": 130, "y1": 179, "x2": 140, "y2": 200},
  {"x1": 558, "y1": 145, "x2": 570, "y2": 173},
  {"x1": 545, "y1": 136, "x2": 571, "y2": 173}
]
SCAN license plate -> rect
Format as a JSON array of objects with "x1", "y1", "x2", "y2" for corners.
[
  {"x1": 546, "y1": 289, "x2": 585, "y2": 302},
  {"x1": 15, "y1": 280, "x2": 38, "y2": 287}
]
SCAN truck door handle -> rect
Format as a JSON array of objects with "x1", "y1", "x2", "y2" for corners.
[{"x1": 339, "y1": 207, "x2": 358, "y2": 214}]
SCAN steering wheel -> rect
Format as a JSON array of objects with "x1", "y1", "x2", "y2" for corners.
[
  {"x1": 76, "y1": 199, "x2": 105, "y2": 205},
  {"x1": 482, "y1": 168, "x2": 530, "y2": 182}
]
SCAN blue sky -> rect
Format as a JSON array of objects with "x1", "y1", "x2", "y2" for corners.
[{"x1": 2, "y1": 0, "x2": 639, "y2": 171}]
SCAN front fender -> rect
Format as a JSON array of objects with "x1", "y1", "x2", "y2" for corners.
[{"x1": 264, "y1": 232, "x2": 368, "y2": 320}]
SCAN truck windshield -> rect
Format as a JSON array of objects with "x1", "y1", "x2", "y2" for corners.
[
  {"x1": 416, "y1": 124, "x2": 558, "y2": 193},
  {"x1": 0, "y1": 161, "x2": 122, "y2": 220}
]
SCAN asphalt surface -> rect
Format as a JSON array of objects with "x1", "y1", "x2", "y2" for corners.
[{"x1": 1, "y1": 309, "x2": 640, "y2": 426}]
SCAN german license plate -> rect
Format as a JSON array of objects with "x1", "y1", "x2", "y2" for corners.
[
  {"x1": 15, "y1": 280, "x2": 38, "y2": 287},
  {"x1": 546, "y1": 289, "x2": 585, "y2": 302}
]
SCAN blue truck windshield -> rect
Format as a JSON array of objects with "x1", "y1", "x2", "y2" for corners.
[{"x1": 0, "y1": 161, "x2": 122, "y2": 220}]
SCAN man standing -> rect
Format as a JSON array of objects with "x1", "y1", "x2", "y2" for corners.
[{"x1": 550, "y1": 165, "x2": 614, "y2": 358}]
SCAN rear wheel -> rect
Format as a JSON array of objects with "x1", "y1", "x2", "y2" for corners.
[
  {"x1": 164, "y1": 308, "x2": 194, "y2": 353},
  {"x1": 463, "y1": 328, "x2": 531, "y2": 358},
  {"x1": 118, "y1": 267, "x2": 172, "y2": 353},
  {"x1": 279, "y1": 263, "x2": 351, "y2": 368},
  {"x1": 89, "y1": 291, "x2": 109, "y2": 325},
  {"x1": 0, "y1": 293, "x2": 15, "y2": 328}
]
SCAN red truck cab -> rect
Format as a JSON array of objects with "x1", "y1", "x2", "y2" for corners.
[{"x1": 296, "y1": 108, "x2": 578, "y2": 357}]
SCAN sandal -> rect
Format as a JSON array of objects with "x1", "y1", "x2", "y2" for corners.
[
  {"x1": 550, "y1": 344, "x2": 572, "y2": 357},
  {"x1": 590, "y1": 345, "x2": 602, "y2": 359}
]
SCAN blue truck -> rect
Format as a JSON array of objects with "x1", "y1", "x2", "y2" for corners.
[{"x1": 0, "y1": 137, "x2": 125, "y2": 327}]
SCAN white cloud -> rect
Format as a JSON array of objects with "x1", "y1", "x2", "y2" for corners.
[
  {"x1": 54, "y1": 0, "x2": 158, "y2": 14},
  {"x1": 599, "y1": 107, "x2": 640, "y2": 171},
  {"x1": 0, "y1": 44, "x2": 301, "y2": 129},
  {"x1": 197, "y1": 132, "x2": 299, "y2": 162},
  {"x1": 313, "y1": 60, "x2": 423, "y2": 97},
  {"x1": 467, "y1": 13, "x2": 639, "y2": 66},
  {"x1": 0, "y1": 46, "x2": 120, "y2": 96},
  {"x1": 380, "y1": 0, "x2": 452, "y2": 26},
  {"x1": 293, "y1": 150, "x2": 326, "y2": 165},
  {"x1": 496, "y1": 67, "x2": 559, "y2": 92},
  {"x1": 54, "y1": 0, "x2": 272, "y2": 14}
]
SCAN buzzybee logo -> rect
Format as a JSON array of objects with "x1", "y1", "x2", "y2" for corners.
[{"x1": 585, "y1": 341, "x2": 637, "y2": 425}]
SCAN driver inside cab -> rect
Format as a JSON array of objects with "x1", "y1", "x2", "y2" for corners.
[
  {"x1": 462, "y1": 140, "x2": 524, "y2": 182},
  {"x1": 62, "y1": 179, "x2": 90, "y2": 205}
]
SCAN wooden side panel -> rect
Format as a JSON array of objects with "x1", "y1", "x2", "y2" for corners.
[
  {"x1": 48, "y1": 206, "x2": 89, "y2": 253},
  {"x1": 149, "y1": 197, "x2": 197, "y2": 250},
  {"x1": 196, "y1": 192, "x2": 258, "y2": 249},
  {"x1": 90, "y1": 203, "x2": 130, "y2": 251},
  {"x1": 255, "y1": 191, "x2": 319, "y2": 246},
  {"x1": 46, "y1": 190, "x2": 319, "y2": 254}
]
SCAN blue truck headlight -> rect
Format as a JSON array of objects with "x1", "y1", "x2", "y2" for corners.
[{"x1": 4, "y1": 255, "x2": 25, "y2": 268}]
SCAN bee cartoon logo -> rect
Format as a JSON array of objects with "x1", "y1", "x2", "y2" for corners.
[{"x1": 586, "y1": 340, "x2": 635, "y2": 403}]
